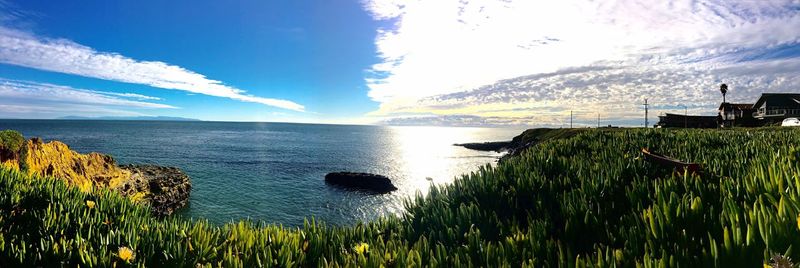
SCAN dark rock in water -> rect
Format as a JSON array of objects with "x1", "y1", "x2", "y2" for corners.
[
  {"x1": 453, "y1": 141, "x2": 511, "y2": 152},
  {"x1": 325, "y1": 172, "x2": 397, "y2": 193},
  {"x1": 118, "y1": 164, "x2": 192, "y2": 217}
]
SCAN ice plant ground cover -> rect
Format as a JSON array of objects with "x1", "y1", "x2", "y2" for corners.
[{"x1": 0, "y1": 128, "x2": 799, "y2": 267}]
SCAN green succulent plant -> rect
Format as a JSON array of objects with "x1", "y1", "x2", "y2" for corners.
[{"x1": 0, "y1": 127, "x2": 799, "y2": 267}]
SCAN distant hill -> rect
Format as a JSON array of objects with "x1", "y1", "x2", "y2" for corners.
[{"x1": 57, "y1": 116, "x2": 201, "y2": 121}]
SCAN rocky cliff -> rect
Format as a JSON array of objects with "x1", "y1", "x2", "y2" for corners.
[
  {"x1": 0, "y1": 130, "x2": 191, "y2": 216},
  {"x1": 20, "y1": 137, "x2": 131, "y2": 192}
]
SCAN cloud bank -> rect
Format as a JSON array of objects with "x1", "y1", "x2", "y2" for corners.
[
  {"x1": 362, "y1": 0, "x2": 800, "y2": 126},
  {"x1": 0, "y1": 78, "x2": 175, "y2": 118},
  {"x1": 0, "y1": 26, "x2": 305, "y2": 112}
]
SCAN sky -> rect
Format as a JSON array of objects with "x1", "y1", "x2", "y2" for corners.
[{"x1": 0, "y1": 0, "x2": 799, "y2": 127}]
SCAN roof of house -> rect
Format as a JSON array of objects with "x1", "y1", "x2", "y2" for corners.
[
  {"x1": 752, "y1": 93, "x2": 800, "y2": 109},
  {"x1": 718, "y1": 103, "x2": 754, "y2": 110},
  {"x1": 660, "y1": 113, "x2": 717, "y2": 119}
]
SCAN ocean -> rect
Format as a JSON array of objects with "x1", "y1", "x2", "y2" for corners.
[{"x1": 0, "y1": 120, "x2": 523, "y2": 226}]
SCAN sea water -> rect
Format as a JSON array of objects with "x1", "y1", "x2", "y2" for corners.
[{"x1": 0, "y1": 120, "x2": 523, "y2": 226}]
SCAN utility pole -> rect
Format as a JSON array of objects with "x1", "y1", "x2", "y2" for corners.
[
  {"x1": 597, "y1": 113, "x2": 600, "y2": 128},
  {"x1": 684, "y1": 106, "x2": 688, "y2": 128},
  {"x1": 642, "y1": 99, "x2": 649, "y2": 128},
  {"x1": 570, "y1": 110, "x2": 573, "y2": 128}
]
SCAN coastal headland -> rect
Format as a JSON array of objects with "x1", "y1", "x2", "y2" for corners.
[{"x1": 0, "y1": 130, "x2": 190, "y2": 216}]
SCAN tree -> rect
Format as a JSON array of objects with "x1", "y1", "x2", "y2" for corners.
[{"x1": 720, "y1": 83, "x2": 728, "y2": 104}]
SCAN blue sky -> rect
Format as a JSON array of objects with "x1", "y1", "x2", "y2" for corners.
[
  {"x1": 0, "y1": 0, "x2": 387, "y2": 122},
  {"x1": 1, "y1": 0, "x2": 799, "y2": 126}
]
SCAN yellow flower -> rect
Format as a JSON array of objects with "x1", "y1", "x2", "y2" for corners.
[
  {"x1": 354, "y1": 243, "x2": 369, "y2": 254},
  {"x1": 764, "y1": 263, "x2": 773, "y2": 268},
  {"x1": 118, "y1": 246, "x2": 134, "y2": 262},
  {"x1": 86, "y1": 200, "x2": 96, "y2": 209}
]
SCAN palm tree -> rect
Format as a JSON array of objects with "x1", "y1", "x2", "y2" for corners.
[{"x1": 720, "y1": 83, "x2": 728, "y2": 104}]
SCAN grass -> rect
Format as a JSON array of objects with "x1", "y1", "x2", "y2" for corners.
[{"x1": 1, "y1": 127, "x2": 799, "y2": 267}]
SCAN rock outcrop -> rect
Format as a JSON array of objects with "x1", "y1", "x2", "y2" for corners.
[
  {"x1": 453, "y1": 141, "x2": 511, "y2": 152},
  {"x1": 21, "y1": 138, "x2": 131, "y2": 192},
  {"x1": 456, "y1": 128, "x2": 588, "y2": 163},
  {"x1": 117, "y1": 165, "x2": 192, "y2": 216},
  {"x1": 325, "y1": 172, "x2": 397, "y2": 193},
  {"x1": 0, "y1": 130, "x2": 191, "y2": 216}
]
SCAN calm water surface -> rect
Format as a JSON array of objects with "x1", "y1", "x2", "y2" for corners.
[{"x1": 0, "y1": 120, "x2": 523, "y2": 226}]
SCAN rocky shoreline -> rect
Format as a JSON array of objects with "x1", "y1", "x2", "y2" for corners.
[
  {"x1": 0, "y1": 130, "x2": 191, "y2": 216},
  {"x1": 452, "y1": 141, "x2": 512, "y2": 152},
  {"x1": 454, "y1": 136, "x2": 533, "y2": 163},
  {"x1": 456, "y1": 140, "x2": 535, "y2": 163},
  {"x1": 455, "y1": 128, "x2": 586, "y2": 162},
  {"x1": 118, "y1": 165, "x2": 192, "y2": 216}
]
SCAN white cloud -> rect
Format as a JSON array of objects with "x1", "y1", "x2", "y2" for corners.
[
  {"x1": 362, "y1": 0, "x2": 800, "y2": 126},
  {"x1": 381, "y1": 114, "x2": 547, "y2": 128},
  {"x1": 376, "y1": 57, "x2": 800, "y2": 126},
  {"x1": 0, "y1": 104, "x2": 147, "y2": 119},
  {"x1": 0, "y1": 26, "x2": 305, "y2": 112},
  {"x1": 0, "y1": 78, "x2": 177, "y2": 118},
  {"x1": 96, "y1": 91, "x2": 162, "y2": 101}
]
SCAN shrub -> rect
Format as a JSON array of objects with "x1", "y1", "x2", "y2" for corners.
[{"x1": 0, "y1": 130, "x2": 24, "y2": 154}]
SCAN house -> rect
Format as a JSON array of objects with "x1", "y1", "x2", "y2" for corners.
[
  {"x1": 655, "y1": 113, "x2": 717, "y2": 128},
  {"x1": 751, "y1": 93, "x2": 800, "y2": 124},
  {"x1": 718, "y1": 103, "x2": 756, "y2": 127},
  {"x1": 658, "y1": 91, "x2": 800, "y2": 128}
]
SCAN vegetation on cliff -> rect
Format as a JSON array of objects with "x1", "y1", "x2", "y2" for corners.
[
  {"x1": 0, "y1": 130, "x2": 24, "y2": 169},
  {"x1": 0, "y1": 130, "x2": 24, "y2": 154},
  {"x1": 1, "y1": 128, "x2": 799, "y2": 266}
]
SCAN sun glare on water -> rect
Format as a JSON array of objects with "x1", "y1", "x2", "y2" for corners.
[
  {"x1": 344, "y1": 125, "x2": 516, "y2": 222},
  {"x1": 388, "y1": 126, "x2": 506, "y2": 196}
]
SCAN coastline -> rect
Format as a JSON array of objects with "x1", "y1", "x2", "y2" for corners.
[
  {"x1": 2, "y1": 127, "x2": 799, "y2": 266},
  {"x1": 0, "y1": 130, "x2": 191, "y2": 216},
  {"x1": 455, "y1": 128, "x2": 588, "y2": 162}
]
